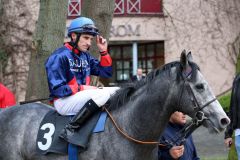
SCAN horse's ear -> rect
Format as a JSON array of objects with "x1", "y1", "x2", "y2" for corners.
[
  {"x1": 180, "y1": 49, "x2": 188, "y2": 68},
  {"x1": 180, "y1": 50, "x2": 192, "y2": 78},
  {"x1": 187, "y1": 51, "x2": 193, "y2": 63}
]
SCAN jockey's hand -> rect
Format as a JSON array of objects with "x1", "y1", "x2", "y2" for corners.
[
  {"x1": 169, "y1": 145, "x2": 184, "y2": 159},
  {"x1": 81, "y1": 85, "x2": 97, "y2": 90},
  {"x1": 224, "y1": 138, "x2": 233, "y2": 148},
  {"x1": 96, "y1": 35, "x2": 108, "y2": 53}
]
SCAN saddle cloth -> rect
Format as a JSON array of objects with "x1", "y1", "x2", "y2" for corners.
[{"x1": 36, "y1": 110, "x2": 107, "y2": 155}]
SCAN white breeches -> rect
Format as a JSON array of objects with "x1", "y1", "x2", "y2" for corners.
[{"x1": 54, "y1": 87, "x2": 120, "y2": 115}]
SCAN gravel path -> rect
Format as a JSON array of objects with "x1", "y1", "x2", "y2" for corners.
[{"x1": 192, "y1": 126, "x2": 229, "y2": 159}]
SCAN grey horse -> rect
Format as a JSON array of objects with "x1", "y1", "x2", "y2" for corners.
[{"x1": 0, "y1": 51, "x2": 230, "y2": 160}]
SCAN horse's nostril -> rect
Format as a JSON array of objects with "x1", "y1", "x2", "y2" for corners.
[{"x1": 221, "y1": 118, "x2": 230, "y2": 126}]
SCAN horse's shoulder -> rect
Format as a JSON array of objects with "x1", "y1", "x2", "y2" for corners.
[
  {"x1": 7, "y1": 102, "x2": 55, "y2": 115},
  {"x1": 26, "y1": 102, "x2": 55, "y2": 112},
  {"x1": 28, "y1": 102, "x2": 53, "y2": 109}
]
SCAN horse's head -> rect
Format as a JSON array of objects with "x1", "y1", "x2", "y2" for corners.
[
  {"x1": 176, "y1": 50, "x2": 230, "y2": 133},
  {"x1": 108, "y1": 50, "x2": 229, "y2": 137}
]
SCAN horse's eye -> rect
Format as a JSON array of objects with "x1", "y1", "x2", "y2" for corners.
[{"x1": 195, "y1": 84, "x2": 204, "y2": 90}]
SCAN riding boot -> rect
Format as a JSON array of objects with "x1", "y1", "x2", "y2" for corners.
[{"x1": 59, "y1": 99, "x2": 100, "y2": 142}]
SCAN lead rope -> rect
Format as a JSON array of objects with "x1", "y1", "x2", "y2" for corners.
[{"x1": 103, "y1": 107, "x2": 166, "y2": 147}]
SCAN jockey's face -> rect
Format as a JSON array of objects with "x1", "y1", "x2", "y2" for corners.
[{"x1": 72, "y1": 33, "x2": 94, "y2": 52}]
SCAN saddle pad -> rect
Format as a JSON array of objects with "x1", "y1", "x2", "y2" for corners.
[{"x1": 36, "y1": 110, "x2": 102, "y2": 155}]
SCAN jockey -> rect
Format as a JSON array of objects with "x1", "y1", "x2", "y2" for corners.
[{"x1": 45, "y1": 17, "x2": 119, "y2": 143}]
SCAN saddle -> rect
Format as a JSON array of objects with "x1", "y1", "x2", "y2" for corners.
[{"x1": 36, "y1": 110, "x2": 107, "y2": 155}]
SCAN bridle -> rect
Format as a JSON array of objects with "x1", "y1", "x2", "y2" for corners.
[
  {"x1": 103, "y1": 71, "x2": 217, "y2": 148},
  {"x1": 187, "y1": 82, "x2": 217, "y2": 121},
  {"x1": 160, "y1": 72, "x2": 217, "y2": 148},
  {"x1": 178, "y1": 74, "x2": 217, "y2": 125}
]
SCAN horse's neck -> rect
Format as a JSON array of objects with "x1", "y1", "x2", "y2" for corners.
[
  {"x1": 113, "y1": 85, "x2": 174, "y2": 141},
  {"x1": 85, "y1": 77, "x2": 178, "y2": 159}
]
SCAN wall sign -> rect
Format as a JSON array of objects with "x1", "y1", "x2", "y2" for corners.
[{"x1": 110, "y1": 24, "x2": 141, "y2": 38}]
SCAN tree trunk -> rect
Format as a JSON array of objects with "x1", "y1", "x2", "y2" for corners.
[
  {"x1": 0, "y1": 0, "x2": 3, "y2": 82},
  {"x1": 237, "y1": 50, "x2": 240, "y2": 74},
  {"x1": 81, "y1": 0, "x2": 115, "y2": 86},
  {"x1": 25, "y1": 0, "x2": 68, "y2": 101},
  {"x1": 0, "y1": 0, "x2": 38, "y2": 102}
]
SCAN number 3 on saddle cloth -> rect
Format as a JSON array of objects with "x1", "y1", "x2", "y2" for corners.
[{"x1": 36, "y1": 109, "x2": 107, "y2": 155}]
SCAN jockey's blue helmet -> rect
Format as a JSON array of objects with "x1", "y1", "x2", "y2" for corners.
[{"x1": 68, "y1": 17, "x2": 99, "y2": 37}]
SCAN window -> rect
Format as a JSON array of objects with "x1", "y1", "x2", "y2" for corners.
[
  {"x1": 127, "y1": 0, "x2": 140, "y2": 14},
  {"x1": 109, "y1": 41, "x2": 164, "y2": 84},
  {"x1": 114, "y1": 0, "x2": 163, "y2": 16},
  {"x1": 68, "y1": 0, "x2": 81, "y2": 18},
  {"x1": 138, "y1": 42, "x2": 164, "y2": 74},
  {"x1": 109, "y1": 44, "x2": 132, "y2": 82},
  {"x1": 115, "y1": 0, "x2": 125, "y2": 15},
  {"x1": 67, "y1": 0, "x2": 163, "y2": 18}
]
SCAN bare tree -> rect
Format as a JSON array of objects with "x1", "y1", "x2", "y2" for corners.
[
  {"x1": 0, "y1": 0, "x2": 4, "y2": 82},
  {"x1": 25, "y1": 0, "x2": 68, "y2": 101},
  {"x1": 81, "y1": 0, "x2": 115, "y2": 86},
  {"x1": 162, "y1": 0, "x2": 240, "y2": 94},
  {"x1": 234, "y1": 35, "x2": 240, "y2": 74},
  {"x1": 237, "y1": 54, "x2": 240, "y2": 74},
  {"x1": 0, "y1": 0, "x2": 38, "y2": 102}
]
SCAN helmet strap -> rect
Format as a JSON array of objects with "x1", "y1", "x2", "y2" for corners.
[{"x1": 72, "y1": 33, "x2": 81, "y2": 51}]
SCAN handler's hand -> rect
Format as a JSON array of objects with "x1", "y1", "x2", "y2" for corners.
[
  {"x1": 224, "y1": 138, "x2": 232, "y2": 147},
  {"x1": 96, "y1": 35, "x2": 108, "y2": 52},
  {"x1": 169, "y1": 145, "x2": 184, "y2": 159}
]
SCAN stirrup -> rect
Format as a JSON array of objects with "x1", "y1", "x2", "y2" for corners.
[{"x1": 59, "y1": 124, "x2": 77, "y2": 140}]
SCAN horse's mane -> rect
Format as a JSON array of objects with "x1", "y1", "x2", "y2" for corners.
[{"x1": 108, "y1": 61, "x2": 199, "y2": 111}]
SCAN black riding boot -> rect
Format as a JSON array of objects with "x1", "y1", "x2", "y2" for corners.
[{"x1": 59, "y1": 99, "x2": 100, "y2": 142}]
